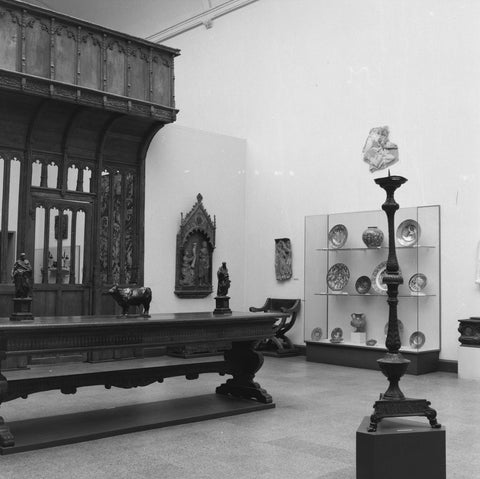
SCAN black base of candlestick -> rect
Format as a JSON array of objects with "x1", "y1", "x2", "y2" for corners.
[
  {"x1": 213, "y1": 296, "x2": 231, "y2": 314},
  {"x1": 368, "y1": 395, "x2": 441, "y2": 432}
]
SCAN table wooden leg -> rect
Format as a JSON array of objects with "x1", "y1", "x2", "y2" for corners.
[
  {"x1": 0, "y1": 417, "x2": 14, "y2": 447},
  {"x1": 0, "y1": 375, "x2": 13, "y2": 447},
  {"x1": 216, "y1": 341, "x2": 272, "y2": 404}
]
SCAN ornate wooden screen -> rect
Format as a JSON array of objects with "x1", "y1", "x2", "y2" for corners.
[{"x1": 0, "y1": 0, "x2": 179, "y2": 316}]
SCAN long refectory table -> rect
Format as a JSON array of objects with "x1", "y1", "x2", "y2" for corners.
[{"x1": 0, "y1": 311, "x2": 285, "y2": 454}]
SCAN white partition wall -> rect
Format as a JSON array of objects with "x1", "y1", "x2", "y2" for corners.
[{"x1": 144, "y1": 125, "x2": 247, "y2": 314}]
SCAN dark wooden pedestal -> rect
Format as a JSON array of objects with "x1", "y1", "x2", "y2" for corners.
[
  {"x1": 213, "y1": 296, "x2": 231, "y2": 314},
  {"x1": 10, "y1": 298, "x2": 33, "y2": 321},
  {"x1": 306, "y1": 341, "x2": 440, "y2": 375},
  {"x1": 356, "y1": 416, "x2": 446, "y2": 479}
]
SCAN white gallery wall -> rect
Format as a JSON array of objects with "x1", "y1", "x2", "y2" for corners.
[
  {"x1": 42, "y1": 0, "x2": 480, "y2": 361},
  {"x1": 145, "y1": 125, "x2": 246, "y2": 313},
  {"x1": 155, "y1": 0, "x2": 480, "y2": 361}
]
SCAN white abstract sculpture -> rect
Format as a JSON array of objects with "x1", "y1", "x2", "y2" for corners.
[{"x1": 362, "y1": 126, "x2": 399, "y2": 173}]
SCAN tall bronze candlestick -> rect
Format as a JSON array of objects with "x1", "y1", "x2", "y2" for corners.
[{"x1": 368, "y1": 174, "x2": 441, "y2": 432}]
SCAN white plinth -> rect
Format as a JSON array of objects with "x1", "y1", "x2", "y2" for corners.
[
  {"x1": 458, "y1": 345, "x2": 480, "y2": 379},
  {"x1": 351, "y1": 332, "x2": 366, "y2": 344}
]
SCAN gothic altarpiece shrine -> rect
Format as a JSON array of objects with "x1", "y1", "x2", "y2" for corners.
[{"x1": 174, "y1": 194, "x2": 216, "y2": 298}]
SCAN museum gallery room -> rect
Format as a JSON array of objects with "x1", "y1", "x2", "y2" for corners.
[{"x1": 0, "y1": 0, "x2": 479, "y2": 477}]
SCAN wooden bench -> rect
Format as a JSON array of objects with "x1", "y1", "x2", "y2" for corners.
[
  {"x1": 0, "y1": 311, "x2": 284, "y2": 453},
  {"x1": 249, "y1": 298, "x2": 301, "y2": 357}
]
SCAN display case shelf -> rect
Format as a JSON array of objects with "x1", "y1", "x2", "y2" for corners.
[
  {"x1": 304, "y1": 205, "x2": 441, "y2": 375},
  {"x1": 316, "y1": 245, "x2": 436, "y2": 251},
  {"x1": 315, "y1": 292, "x2": 436, "y2": 297}
]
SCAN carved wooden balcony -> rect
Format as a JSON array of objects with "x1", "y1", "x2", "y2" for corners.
[{"x1": 0, "y1": 0, "x2": 179, "y2": 122}]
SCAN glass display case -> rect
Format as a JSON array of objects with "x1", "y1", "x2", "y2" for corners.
[{"x1": 304, "y1": 205, "x2": 440, "y2": 374}]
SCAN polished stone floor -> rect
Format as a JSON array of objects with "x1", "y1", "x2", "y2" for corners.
[{"x1": 0, "y1": 356, "x2": 477, "y2": 478}]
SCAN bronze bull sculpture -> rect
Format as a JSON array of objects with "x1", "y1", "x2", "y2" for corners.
[{"x1": 108, "y1": 284, "x2": 152, "y2": 317}]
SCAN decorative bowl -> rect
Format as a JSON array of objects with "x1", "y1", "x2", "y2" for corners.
[
  {"x1": 330, "y1": 327, "x2": 344, "y2": 343},
  {"x1": 396, "y1": 219, "x2": 421, "y2": 247},
  {"x1": 328, "y1": 224, "x2": 348, "y2": 249},
  {"x1": 311, "y1": 327, "x2": 323, "y2": 341},
  {"x1": 326, "y1": 263, "x2": 350, "y2": 291},
  {"x1": 408, "y1": 273, "x2": 427, "y2": 293},
  {"x1": 409, "y1": 331, "x2": 426, "y2": 349},
  {"x1": 355, "y1": 276, "x2": 371, "y2": 294},
  {"x1": 371, "y1": 262, "x2": 388, "y2": 294}
]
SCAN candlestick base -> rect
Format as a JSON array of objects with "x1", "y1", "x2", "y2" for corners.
[{"x1": 368, "y1": 395, "x2": 441, "y2": 432}]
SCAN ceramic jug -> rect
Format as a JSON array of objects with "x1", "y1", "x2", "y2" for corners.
[{"x1": 350, "y1": 313, "x2": 366, "y2": 332}]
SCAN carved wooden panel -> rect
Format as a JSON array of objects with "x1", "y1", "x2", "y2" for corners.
[
  {"x1": 24, "y1": 14, "x2": 51, "y2": 78},
  {"x1": 106, "y1": 39, "x2": 126, "y2": 96},
  {"x1": 0, "y1": 9, "x2": 19, "y2": 71},
  {"x1": 99, "y1": 168, "x2": 138, "y2": 286},
  {"x1": 54, "y1": 23, "x2": 77, "y2": 84},
  {"x1": 129, "y1": 46, "x2": 149, "y2": 101},
  {"x1": 79, "y1": 31, "x2": 102, "y2": 90},
  {"x1": 151, "y1": 53, "x2": 172, "y2": 105}
]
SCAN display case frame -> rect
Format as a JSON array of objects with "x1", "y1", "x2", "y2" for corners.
[{"x1": 304, "y1": 205, "x2": 440, "y2": 374}]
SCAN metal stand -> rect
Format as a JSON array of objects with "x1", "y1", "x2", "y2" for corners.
[{"x1": 368, "y1": 174, "x2": 441, "y2": 432}]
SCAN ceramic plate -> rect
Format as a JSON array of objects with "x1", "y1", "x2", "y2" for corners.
[
  {"x1": 396, "y1": 219, "x2": 421, "y2": 247},
  {"x1": 371, "y1": 261, "x2": 388, "y2": 294},
  {"x1": 409, "y1": 331, "x2": 426, "y2": 349},
  {"x1": 330, "y1": 327, "x2": 343, "y2": 343},
  {"x1": 328, "y1": 224, "x2": 348, "y2": 249},
  {"x1": 355, "y1": 275, "x2": 371, "y2": 294},
  {"x1": 326, "y1": 263, "x2": 350, "y2": 291},
  {"x1": 311, "y1": 327, "x2": 323, "y2": 341},
  {"x1": 384, "y1": 319, "x2": 404, "y2": 336},
  {"x1": 408, "y1": 273, "x2": 427, "y2": 293}
]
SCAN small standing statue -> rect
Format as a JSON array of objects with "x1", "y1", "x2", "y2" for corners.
[
  {"x1": 213, "y1": 262, "x2": 232, "y2": 314},
  {"x1": 11, "y1": 253, "x2": 34, "y2": 320},
  {"x1": 12, "y1": 253, "x2": 32, "y2": 298},
  {"x1": 217, "y1": 262, "x2": 231, "y2": 296}
]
